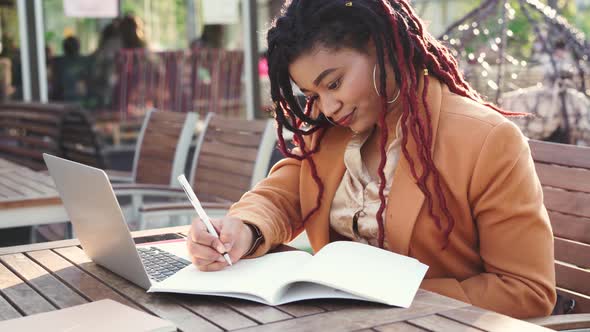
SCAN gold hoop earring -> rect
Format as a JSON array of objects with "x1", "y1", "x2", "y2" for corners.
[{"x1": 373, "y1": 64, "x2": 400, "y2": 104}]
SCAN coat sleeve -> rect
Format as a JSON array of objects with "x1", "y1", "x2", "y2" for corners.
[
  {"x1": 226, "y1": 157, "x2": 303, "y2": 257},
  {"x1": 421, "y1": 121, "x2": 556, "y2": 319}
]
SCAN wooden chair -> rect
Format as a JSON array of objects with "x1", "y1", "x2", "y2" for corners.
[
  {"x1": 59, "y1": 109, "x2": 108, "y2": 169},
  {"x1": 34, "y1": 109, "x2": 108, "y2": 242},
  {"x1": 0, "y1": 102, "x2": 72, "y2": 170},
  {"x1": 136, "y1": 112, "x2": 275, "y2": 227},
  {"x1": 108, "y1": 109, "x2": 198, "y2": 185},
  {"x1": 526, "y1": 140, "x2": 590, "y2": 330},
  {"x1": 110, "y1": 109, "x2": 199, "y2": 224}
]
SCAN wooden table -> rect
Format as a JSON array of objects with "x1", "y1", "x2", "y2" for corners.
[
  {"x1": 0, "y1": 160, "x2": 68, "y2": 229},
  {"x1": 0, "y1": 158, "x2": 23, "y2": 170},
  {"x1": 0, "y1": 226, "x2": 551, "y2": 332}
]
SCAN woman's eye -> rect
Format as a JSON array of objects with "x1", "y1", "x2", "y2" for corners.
[{"x1": 328, "y1": 78, "x2": 341, "y2": 90}]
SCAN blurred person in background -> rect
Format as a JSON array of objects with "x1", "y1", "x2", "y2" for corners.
[{"x1": 50, "y1": 36, "x2": 89, "y2": 103}]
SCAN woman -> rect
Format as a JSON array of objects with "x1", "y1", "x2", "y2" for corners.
[{"x1": 187, "y1": 0, "x2": 556, "y2": 318}]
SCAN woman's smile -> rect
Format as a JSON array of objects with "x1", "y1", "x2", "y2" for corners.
[{"x1": 334, "y1": 108, "x2": 356, "y2": 126}]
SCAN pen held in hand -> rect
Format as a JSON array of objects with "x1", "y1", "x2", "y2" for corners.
[{"x1": 177, "y1": 174, "x2": 233, "y2": 266}]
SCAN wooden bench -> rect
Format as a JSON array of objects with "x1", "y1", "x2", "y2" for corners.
[
  {"x1": 0, "y1": 103, "x2": 73, "y2": 170},
  {"x1": 527, "y1": 139, "x2": 590, "y2": 330}
]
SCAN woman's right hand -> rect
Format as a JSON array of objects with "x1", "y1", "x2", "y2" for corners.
[{"x1": 186, "y1": 216, "x2": 254, "y2": 271}]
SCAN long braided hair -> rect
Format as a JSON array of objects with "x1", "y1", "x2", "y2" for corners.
[{"x1": 267, "y1": 0, "x2": 518, "y2": 248}]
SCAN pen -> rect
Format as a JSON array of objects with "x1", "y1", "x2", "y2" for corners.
[{"x1": 177, "y1": 174, "x2": 233, "y2": 266}]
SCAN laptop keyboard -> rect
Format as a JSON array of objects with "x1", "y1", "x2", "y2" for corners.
[{"x1": 137, "y1": 247, "x2": 191, "y2": 282}]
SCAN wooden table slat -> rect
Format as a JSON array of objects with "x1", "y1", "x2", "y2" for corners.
[
  {"x1": 0, "y1": 253, "x2": 87, "y2": 309},
  {"x1": 439, "y1": 306, "x2": 552, "y2": 332},
  {"x1": 55, "y1": 246, "x2": 224, "y2": 332},
  {"x1": 408, "y1": 314, "x2": 484, "y2": 332},
  {"x1": 26, "y1": 249, "x2": 142, "y2": 311},
  {"x1": 0, "y1": 292, "x2": 22, "y2": 321},
  {"x1": 234, "y1": 298, "x2": 470, "y2": 332},
  {"x1": 374, "y1": 321, "x2": 429, "y2": 331},
  {"x1": 0, "y1": 159, "x2": 22, "y2": 170},
  {"x1": 16, "y1": 169, "x2": 59, "y2": 192},
  {"x1": 218, "y1": 298, "x2": 294, "y2": 324},
  {"x1": 0, "y1": 176, "x2": 22, "y2": 198},
  {"x1": 173, "y1": 295, "x2": 259, "y2": 330},
  {"x1": 0, "y1": 165, "x2": 63, "y2": 212},
  {"x1": 277, "y1": 302, "x2": 327, "y2": 317},
  {"x1": 412, "y1": 290, "x2": 473, "y2": 309},
  {"x1": 0, "y1": 261, "x2": 56, "y2": 315},
  {"x1": 0, "y1": 174, "x2": 44, "y2": 196}
]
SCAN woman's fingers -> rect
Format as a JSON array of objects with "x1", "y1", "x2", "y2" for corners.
[
  {"x1": 189, "y1": 218, "x2": 225, "y2": 253},
  {"x1": 186, "y1": 216, "x2": 252, "y2": 271},
  {"x1": 215, "y1": 218, "x2": 240, "y2": 253},
  {"x1": 187, "y1": 241, "x2": 223, "y2": 261},
  {"x1": 197, "y1": 261, "x2": 228, "y2": 272}
]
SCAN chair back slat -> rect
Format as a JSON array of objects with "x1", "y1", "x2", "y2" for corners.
[
  {"x1": 543, "y1": 187, "x2": 590, "y2": 219},
  {"x1": 530, "y1": 139, "x2": 590, "y2": 314},
  {"x1": 199, "y1": 142, "x2": 259, "y2": 162},
  {"x1": 555, "y1": 263, "x2": 590, "y2": 301},
  {"x1": 189, "y1": 113, "x2": 274, "y2": 203},
  {"x1": 554, "y1": 238, "x2": 590, "y2": 269},
  {"x1": 194, "y1": 168, "x2": 252, "y2": 191},
  {"x1": 133, "y1": 110, "x2": 198, "y2": 186},
  {"x1": 535, "y1": 163, "x2": 590, "y2": 193},
  {"x1": 0, "y1": 102, "x2": 71, "y2": 170},
  {"x1": 530, "y1": 140, "x2": 590, "y2": 168},
  {"x1": 197, "y1": 154, "x2": 255, "y2": 178},
  {"x1": 556, "y1": 288, "x2": 590, "y2": 314},
  {"x1": 548, "y1": 212, "x2": 590, "y2": 245}
]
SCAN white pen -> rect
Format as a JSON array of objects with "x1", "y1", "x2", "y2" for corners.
[{"x1": 177, "y1": 174, "x2": 232, "y2": 266}]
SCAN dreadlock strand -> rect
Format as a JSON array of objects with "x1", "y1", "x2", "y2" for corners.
[{"x1": 376, "y1": 103, "x2": 389, "y2": 248}]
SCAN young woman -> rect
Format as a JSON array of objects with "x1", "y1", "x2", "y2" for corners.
[{"x1": 187, "y1": 0, "x2": 556, "y2": 318}]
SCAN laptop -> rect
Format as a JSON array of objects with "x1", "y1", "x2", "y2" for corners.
[{"x1": 43, "y1": 153, "x2": 192, "y2": 290}]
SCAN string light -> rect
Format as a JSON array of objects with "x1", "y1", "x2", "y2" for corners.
[{"x1": 439, "y1": 0, "x2": 589, "y2": 100}]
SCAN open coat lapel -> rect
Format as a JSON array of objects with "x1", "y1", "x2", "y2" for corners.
[
  {"x1": 386, "y1": 78, "x2": 443, "y2": 254},
  {"x1": 302, "y1": 75, "x2": 443, "y2": 255}
]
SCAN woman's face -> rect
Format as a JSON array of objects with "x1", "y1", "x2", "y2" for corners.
[{"x1": 289, "y1": 45, "x2": 397, "y2": 134}]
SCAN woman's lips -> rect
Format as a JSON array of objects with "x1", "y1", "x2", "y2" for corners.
[{"x1": 336, "y1": 109, "x2": 356, "y2": 126}]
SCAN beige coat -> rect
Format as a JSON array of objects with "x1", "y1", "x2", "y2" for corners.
[{"x1": 228, "y1": 77, "x2": 556, "y2": 318}]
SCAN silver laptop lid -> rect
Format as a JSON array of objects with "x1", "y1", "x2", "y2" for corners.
[{"x1": 43, "y1": 153, "x2": 151, "y2": 289}]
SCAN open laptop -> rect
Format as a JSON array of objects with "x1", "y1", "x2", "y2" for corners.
[{"x1": 43, "y1": 153, "x2": 192, "y2": 290}]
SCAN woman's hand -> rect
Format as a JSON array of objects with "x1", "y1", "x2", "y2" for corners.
[{"x1": 187, "y1": 216, "x2": 254, "y2": 271}]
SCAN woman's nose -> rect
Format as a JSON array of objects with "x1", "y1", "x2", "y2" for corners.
[{"x1": 320, "y1": 96, "x2": 342, "y2": 119}]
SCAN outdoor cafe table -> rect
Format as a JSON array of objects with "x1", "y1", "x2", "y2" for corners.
[
  {"x1": 0, "y1": 158, "x2": 68, "y2": 229},
  {"x1": 0, "y1": 158, "x2": 23, "y2": 170},
  {"x1": 0, "y1": 226, "x2": 552, "y2": 332}
]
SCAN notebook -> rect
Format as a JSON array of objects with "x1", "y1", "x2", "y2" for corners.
[
  {"x1": 43, "y1": 153, "x2": 428, "y2": 307},
  {"x1": 153, "y1": 240, "x2": 428, "y2": 307},
  {"x1": 0, "y1": 299, "x2": 176, "y2": 332}
]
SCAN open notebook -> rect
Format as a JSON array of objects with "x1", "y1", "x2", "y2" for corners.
[{"x1": 150, "y1": 241, "x2": 428, "y2": 307}]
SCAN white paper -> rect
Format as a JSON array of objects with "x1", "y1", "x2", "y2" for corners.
[
  {"x1": 293, "y1": 242, "x2": 428, "y2": 307},
  {"x1": 150, "y1": 248, "x2": 312, "y2": 304}
]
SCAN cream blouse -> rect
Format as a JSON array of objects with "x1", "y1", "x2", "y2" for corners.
[{"x1": 329, "y1": 118, "x2": 403, "y2": 250}]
